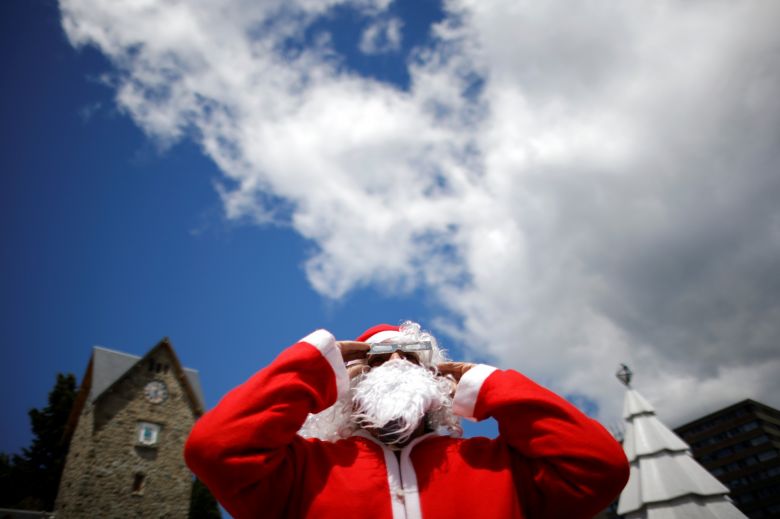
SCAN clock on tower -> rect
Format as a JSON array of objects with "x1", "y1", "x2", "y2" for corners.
[{"x1": 144, "y1": 380, "x2": 168, "y2": 404}]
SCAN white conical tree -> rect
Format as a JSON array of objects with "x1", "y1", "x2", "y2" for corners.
[{"x1": 616, "y1": 364, "x2": 747, "y2": 519}]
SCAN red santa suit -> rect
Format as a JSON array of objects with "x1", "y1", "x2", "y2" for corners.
[{"x1": 185, "y1": 329, "x2": 628, "y2": 519}]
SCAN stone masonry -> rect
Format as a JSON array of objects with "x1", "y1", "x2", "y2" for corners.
[{"x1": 55, "y1": 340, "x2": 203, "y2": 518}]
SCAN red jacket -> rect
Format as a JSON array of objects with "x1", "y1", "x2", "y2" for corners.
[{"x1": 185, "y1": 330, "x2": 628, "y2": 519}]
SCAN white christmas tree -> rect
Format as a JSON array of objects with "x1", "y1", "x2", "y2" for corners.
[{"x1": 616, "y1": 364, "x2": 747, "y2": 519}]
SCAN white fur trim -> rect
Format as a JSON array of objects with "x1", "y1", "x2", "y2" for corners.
[
  {"x1": 366, "y1": 330, "x2": 402, "y2": 343},
  {"x1": 301, "y1": 329, "x2": 349, "y2": 400},
  {"x1": 452, "y1": 364, "x2": 497, "y2": 420}
]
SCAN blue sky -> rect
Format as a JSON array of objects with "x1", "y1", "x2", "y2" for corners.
[
  {"x1": 1, "y1": 0, "x2": 492, "y2": 454},
  {"x1": 3, "y1": 0, "x2": 780, "y2": 456}
]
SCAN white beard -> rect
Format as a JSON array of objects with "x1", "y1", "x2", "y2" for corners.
[{"x1": 351, "y1": 360, "x2": 453, "y2": 445}]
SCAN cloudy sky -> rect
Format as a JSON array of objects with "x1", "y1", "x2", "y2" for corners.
[{"x1": 2, "y1": 0, "x2": 779, "y2": 453}]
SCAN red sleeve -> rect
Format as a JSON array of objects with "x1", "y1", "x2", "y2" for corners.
[
  {"x1": 183, "y1": 330, "x2": 347, "y2": 519},
  {"x1": 471, "y1": 369, "x2": 628, "y2": 519}
]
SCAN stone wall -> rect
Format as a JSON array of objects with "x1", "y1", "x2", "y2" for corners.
[
  {"x1": 56, "y1": 346, "x2": 199, "y2": 518},
  {"x1": 55, "y1": 391, "x2": 95, "y2": 517}
]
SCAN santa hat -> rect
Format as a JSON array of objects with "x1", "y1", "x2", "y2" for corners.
[
  {"x1": 355, "y1": 322, "x2": 447, "y2": 368},
  {"x1": 356, "y1": 324, "x2": 401, "y2": 343}
]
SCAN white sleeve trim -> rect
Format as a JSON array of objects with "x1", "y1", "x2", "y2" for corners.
[
  {"x1": 301, "y1": 329, "x2": 349, "y2": 400},
  {"x1": 452, "y1": 364, "x2": 497, "y2": 420}
]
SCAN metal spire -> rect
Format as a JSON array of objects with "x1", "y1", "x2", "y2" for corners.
[{"x1": 616, "y1": 363, "x2": 633, "y2": 388}]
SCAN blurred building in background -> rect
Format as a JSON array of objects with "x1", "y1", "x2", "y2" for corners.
[
  {"x1": 610, "y1": 364, "x2": 748, "y2": 519},
  {"x1": 674, "y1": 400, "x2": 780, "y2": 519},
  {"x1": 54, "y1": 339, "x2": 205, "y2": 518}
]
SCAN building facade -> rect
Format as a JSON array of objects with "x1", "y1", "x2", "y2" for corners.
[
  {"x1": 674, "y1": 400, "x2": 780, "y2": 519},
  {"x1": 54, "y1": 339, "x2": 205, "y2": 518}
]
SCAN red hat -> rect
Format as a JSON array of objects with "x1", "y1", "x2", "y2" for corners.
[{"x1": 356, "y1": 324, "x2": 400, "y2": 343}]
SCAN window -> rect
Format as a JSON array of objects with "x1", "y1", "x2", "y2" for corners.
[
  {"x1": 751, "y1": 435, "x2": 769, "y2": 446},
  {"x1": 132, "y1": 473, "x2": 146, "y2": 495},
  {"x1": 713, "y1": 446, "x2": 734, "y2": 459},
  {"x1": 756, "y1": 485, "x2": 780, "y2": 498},
  {"x1": 757, "y1": 449, "x2": 777, "y2": 462},
  {"x1": 742, "y1": 421, "x2": 759, "y2": 432},
  {"x1": 137, "y1": 422, "x2": 161, "y2": 446}
]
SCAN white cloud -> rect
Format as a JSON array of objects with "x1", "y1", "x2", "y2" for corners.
[
  {"x1": 59, "y1": 0, "x2": 780, "y2": 428},
  {"x1": 359, "y1": 17, "x2": 403, "y2": 54}
]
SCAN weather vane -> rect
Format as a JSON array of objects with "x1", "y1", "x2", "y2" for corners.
[{"x1": 616, "y1": 363, "x2": 633, "y2": 388}]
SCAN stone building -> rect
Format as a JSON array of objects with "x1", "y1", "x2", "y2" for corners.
[{"x1": 54, "y1": 339, "x2": 205, "y2": 518}]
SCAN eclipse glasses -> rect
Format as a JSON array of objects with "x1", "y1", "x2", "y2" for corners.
[{"x1": 367, "y1": 340, "x2": 433, "y2": 355}]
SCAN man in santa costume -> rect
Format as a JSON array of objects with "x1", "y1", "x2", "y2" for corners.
[{"x1": 185, "y1": 321, "x2": 628, "y2": 518}]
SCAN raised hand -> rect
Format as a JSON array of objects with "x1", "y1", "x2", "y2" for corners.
[
  {"x1": 437, "y1": 362, "x2": 475, "y2": 383},
  {"x1": 337, "y1": 341, "x2": 371, "y2": 379}
]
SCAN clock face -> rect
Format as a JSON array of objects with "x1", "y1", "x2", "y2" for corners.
[{"x1": 144, "y1": 380, "x2": 168, "y2": 404}]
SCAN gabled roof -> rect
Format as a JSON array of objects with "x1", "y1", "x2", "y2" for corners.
[
  {"x1": 89, "y1": 344, "x2": 205, "y2": 410},
  {"x1": 617, "y1": 388, "x2": 747, "y2": 518},
  {"x1": 65, "y1": 338, "x2": 205, "y2": 439}
]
